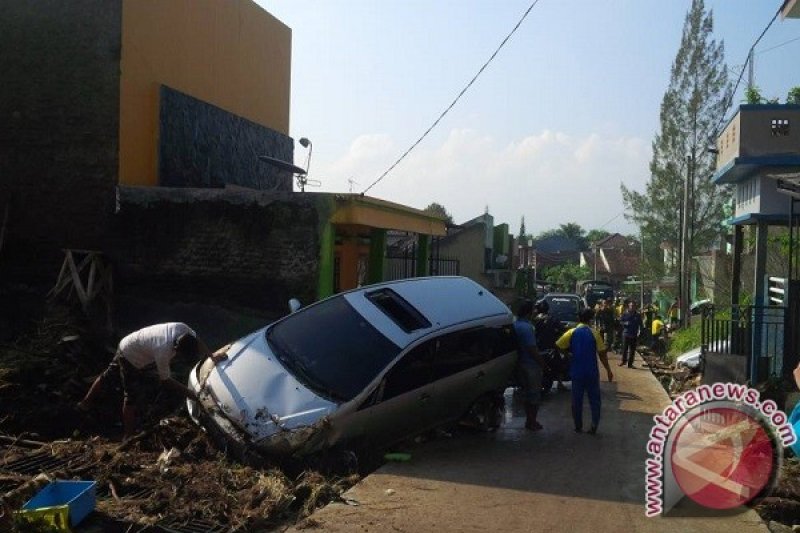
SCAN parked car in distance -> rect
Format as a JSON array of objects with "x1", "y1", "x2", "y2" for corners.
[
  {"x1": 576, "y1": 280, "x2": 614, "y2": 309},
  {"x1": 187, "y1": 277, "x2": 517, "y2": 458},
  {"x1": 541, "y1": 293, "x2": 583, "y2": 328}
]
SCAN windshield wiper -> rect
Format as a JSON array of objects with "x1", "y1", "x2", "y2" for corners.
[
  {"x1": 267, "y1": 329, "x2": 344, "y2": 402},
  {"x1": 291, "y1": 359, "x2": 342, "y2": 402}
]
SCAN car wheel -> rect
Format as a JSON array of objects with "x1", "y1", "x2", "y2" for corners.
[{"x1": 461, "y1": 392, "x2": 504, "y2": 432}]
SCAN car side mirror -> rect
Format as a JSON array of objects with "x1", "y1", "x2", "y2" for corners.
[{"x1": 288, "y1": 298, "x2": 302, "y2": 314}]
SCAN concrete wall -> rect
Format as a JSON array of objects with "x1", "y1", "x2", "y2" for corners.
[
  {"x1": 0, "y1": 0, "x2": 122, "y2": 279},
  {"x1": 438, "y1": 224, "x2": 488, "y2": 284},
  {"x1": 120, "y1": 0, "x2": 292, "y2": 186},
  {"x1": 111, "y1": 187, "x2": 329, "y2": 315}
]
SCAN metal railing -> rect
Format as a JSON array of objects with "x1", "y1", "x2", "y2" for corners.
[{"x1": 701, "y1": 305, "x2": 786, "y2": 383}]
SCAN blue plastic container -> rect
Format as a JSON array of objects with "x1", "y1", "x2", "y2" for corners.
[{"x1": 22, "y1": 480, "x2": 97, "y2": 528}]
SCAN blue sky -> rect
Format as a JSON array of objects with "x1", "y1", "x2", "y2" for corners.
[{"x1": 256, "y1": 0, "x2": 799, "y2": 235}]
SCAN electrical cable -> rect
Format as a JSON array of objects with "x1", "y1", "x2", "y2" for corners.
[
  {"x1": 711, "y1": 7, "x2": 781, "y2": 141},
  {"x1": 756, "y1": 35, "x2": 800, "y2": 55},
  {"x1": 361, "y1": 0, "x2": 542, "y2": 195}
]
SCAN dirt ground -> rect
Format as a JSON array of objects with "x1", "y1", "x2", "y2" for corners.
[{"x1": 0, "y1": 303, "x2": 363, "y2": 532}]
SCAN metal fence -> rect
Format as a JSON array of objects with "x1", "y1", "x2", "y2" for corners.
[
  {"x1": 701, "y1": 305, "x2": 786, "y2": 383},
  {"x1": 385, "y1": 237, "x2": 459, "y2": 281}
]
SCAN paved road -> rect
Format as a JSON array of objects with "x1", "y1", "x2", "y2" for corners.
[{"x1": 290, "y1": 352, "x2": 768, "y2": 532}]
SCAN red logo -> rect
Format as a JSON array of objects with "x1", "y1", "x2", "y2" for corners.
[{"x1": 670, "y1": 407, "x2": 774, "y2": 509}]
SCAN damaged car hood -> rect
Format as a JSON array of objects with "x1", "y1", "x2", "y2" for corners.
[{"x1": 204, "y1": 329, "x2": 337, "y2": 441}]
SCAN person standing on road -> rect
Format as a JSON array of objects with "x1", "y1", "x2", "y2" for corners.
[
  {"x1": 556, "y1": 308, "x2": 613, "y2": 434},
  {"x1": 513, "y1": 300, "x2": 549, "y2": 431},
  {"x1": 78, "y1": 322, "x2": 227, "y2": 439},
  {"x1": 619, "y1": 302, "x2": 643, "y2": 368},
  {"x1": 651, "y1": 314, "x2": 666, "y2": 357},
  {"x1": 596, "y1": 299, "x2": 615, "y2": 353},
  {"x1": 533, "y1": 299, "x2": 568, "y2": 393}
]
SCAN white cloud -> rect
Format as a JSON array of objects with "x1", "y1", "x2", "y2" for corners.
[{"x1": 316, "y1": 129, "x2": 652, "y2": 235}]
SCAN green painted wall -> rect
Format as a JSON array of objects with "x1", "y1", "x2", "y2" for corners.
[
  {"x1": 368, "y1": 228, "x2": 387, "y2": 284},
  {"x1": 417, "y1": 234, "x2": 430, "y2": 276}
]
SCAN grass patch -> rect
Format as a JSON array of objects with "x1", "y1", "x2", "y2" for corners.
[{"x1": 666, "y1": 322, "x2": 701, "y2": 363}]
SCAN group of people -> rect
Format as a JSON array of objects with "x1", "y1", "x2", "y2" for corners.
[
  {"x1": 594, "y1": 297, "x2": 669, "y2": 360},
  {"x1": 513, "y1": 295, "x2": 677, "y2": 434},
  {"x1": 513, "y1": 301, "x2": 613, "y2": 435}
]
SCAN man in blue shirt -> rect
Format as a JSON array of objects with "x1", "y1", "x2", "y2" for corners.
[
  {"x1": 556, "y1": 308, "x2": 613, "y2": 434},
  {"x1": 514, "y1": 300, "x2": 548, "y2": 431},
  {"x1": 620, "y1": 301, "x2": 644, "y2": 368}
]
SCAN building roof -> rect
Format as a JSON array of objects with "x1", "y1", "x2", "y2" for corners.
[
  {"x1": 602, "y1": 248, "x2": 640, "y2": 277},
  {"x1": 533, "y1": 235, "x2": 581, "y2": 253},
  {"x1": 594, "y1": 233, "x2": 637, "y2": 249}
]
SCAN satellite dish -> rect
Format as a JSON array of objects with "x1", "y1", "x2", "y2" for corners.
[{"x1": 258, "y1": 155, "x2": 307, "y2": 176}]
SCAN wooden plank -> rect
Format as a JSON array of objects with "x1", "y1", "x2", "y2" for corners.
[
  {"x1": 49, "y1": 255, "x2": 70, "y2": 297},
  {"x1": 66, "y1": 251, "x2": 89, "y2": 307},
  {"x1": 87, "y1": 255, "x2": 97, "y2": 299}
]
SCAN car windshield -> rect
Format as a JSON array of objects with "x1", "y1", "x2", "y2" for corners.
[
  {"x1": 266, "y1": 296, "x2": 401, "y2": 402},
  {"x1": 548, "y1": 297, "x2": 580, "y2": 323}
]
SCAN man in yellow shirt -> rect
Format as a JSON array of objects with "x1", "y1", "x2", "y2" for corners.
[
  {"x1": 651, "y1": 314, "x2": 666, "y2": 357},
  {"x1": 556, "y1": 308, "x2": 613, "y2": 434}
]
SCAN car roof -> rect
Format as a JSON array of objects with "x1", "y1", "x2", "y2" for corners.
[
  {"x1": 544, "y1": 293, "x2": 581, "y2": 299},
  {"x1": 343, "y1": 277, "x2": 512, "y2": 347}
]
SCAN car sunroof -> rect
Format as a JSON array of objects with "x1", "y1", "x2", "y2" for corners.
[{"x1": 365, "y1": 288, "x2": 432, "y2": 332}]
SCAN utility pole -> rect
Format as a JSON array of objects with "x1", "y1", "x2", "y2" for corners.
[
  {"x1": 748, "y1": 49, "x2": 754, "y2": 92},
  {"x1": 680, "y1": 154, "x2": 692, "y2": 328}
]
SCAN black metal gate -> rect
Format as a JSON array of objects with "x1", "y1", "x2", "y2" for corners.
[{"x1": 385, "y1": 236, "x2": 459, "y2": 281}]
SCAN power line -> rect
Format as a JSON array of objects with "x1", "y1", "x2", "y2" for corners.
[
  {"x1": 711, "y1": 7, "x2": 781, "y2": 141},
  {"x1": 361, "y1": 0, "x2": 542, "y2": 195},
  {"x1": 756, "y1": 35, "x2": 800, "y2": 55},
  {"x1": 598, "y1": 210, "x2": 625, "y2": 230}
]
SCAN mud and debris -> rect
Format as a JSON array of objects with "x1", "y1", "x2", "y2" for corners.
[{"x1": 0, "y1": 304, "x2": 362, "y2": 531}]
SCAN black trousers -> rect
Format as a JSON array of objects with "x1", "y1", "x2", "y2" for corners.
[{"x1": 621, "y1": 336, "x2": 637, "y2": 366}]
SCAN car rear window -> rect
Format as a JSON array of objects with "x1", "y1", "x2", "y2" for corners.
[
  {"x1": 365, "y1": 288, "x2": 431, "y2": 332},
  {"x1": 548, "y1": 297, "x2": 581, "y2": 323},
  {"x1": 266, "y1": 296, "x2": 401, "y2": 402}
]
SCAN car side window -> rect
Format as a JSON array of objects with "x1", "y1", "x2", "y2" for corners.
[
  {"x1": 378, "y1": 340, "x2": 436, "y2": 402},
  {"x1": 431, "y1": 328, "x2": 494, "y2": 380},
  {"x1": 489, "y1": 325, "x2": 517, "y2": 358}
]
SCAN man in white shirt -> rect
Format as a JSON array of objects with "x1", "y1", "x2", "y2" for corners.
[{"x1": 78, "y1": 322, "x2": 227, "y2": 439}]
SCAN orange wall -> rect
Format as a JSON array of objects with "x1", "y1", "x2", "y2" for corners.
[{"x1": 119, "y1": 0, "x2": 291, "y2": 186}]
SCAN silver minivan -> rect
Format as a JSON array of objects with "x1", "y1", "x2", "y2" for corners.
[{"x1": 187, "y1": 276, "x2": 517, "y2": 457}]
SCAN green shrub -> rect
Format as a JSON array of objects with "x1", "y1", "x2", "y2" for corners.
[{"x1": 667, "y1": 322, "x2": 702, "y2": 363}]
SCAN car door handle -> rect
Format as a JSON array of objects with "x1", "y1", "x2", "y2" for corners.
[{"x1": 419, "y1": 392, "x2": 431, "y2": 402}]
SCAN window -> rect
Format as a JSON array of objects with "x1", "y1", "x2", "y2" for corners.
[
  {"x1": 771, "y1": 118, "x2": 790, "y2": 136},
  {"x1": 379, "y1": 341, "x2": 437, "y2": 401},
  {"x1": 365, "y1": 288, "x2": 431, "y2": 332},
  {"x1": 430, "y1": 327, "x2": 506, "y2": 381},
  {"x1": 266, "y1": 296, "x2": 401, "y2": 402}
]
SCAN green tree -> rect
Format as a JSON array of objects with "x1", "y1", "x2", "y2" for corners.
[
  {"x1": 788, "y1": 86, "x2": 800, "y2": 105},
  {"x1": 585, "y1": 229, "x2": 611, "y2": 245},
  {"x1": 423, "y1": 202, "x2": 453, "y2": 225},
  {"x1": 534, "y1": 222, "x2": 588, "y2": 250},
  {"x1": 620, "y1": 0, "x2": 731, "y2": 277},
  {"x1": 542, "y1": 263, "x2": 591, "y2": 292},
  {"x1": 744, "y1": 86, "x2": 764, "y2": 104}
]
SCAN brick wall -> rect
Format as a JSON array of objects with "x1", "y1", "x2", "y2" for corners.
[
  {"x1": 0, "y1": 0, "x2": 121, "y2": 280},
  {"x1": 111, "y1": 187, "x2": 328, "y2": 314}
]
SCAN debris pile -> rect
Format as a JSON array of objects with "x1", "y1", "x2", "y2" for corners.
[
  {"x1": 0, "y1": 305, "x2": 360, "y2": 531},
  {"x1": 639, "y1": 347, "x2": 701, "y2": 399}
]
